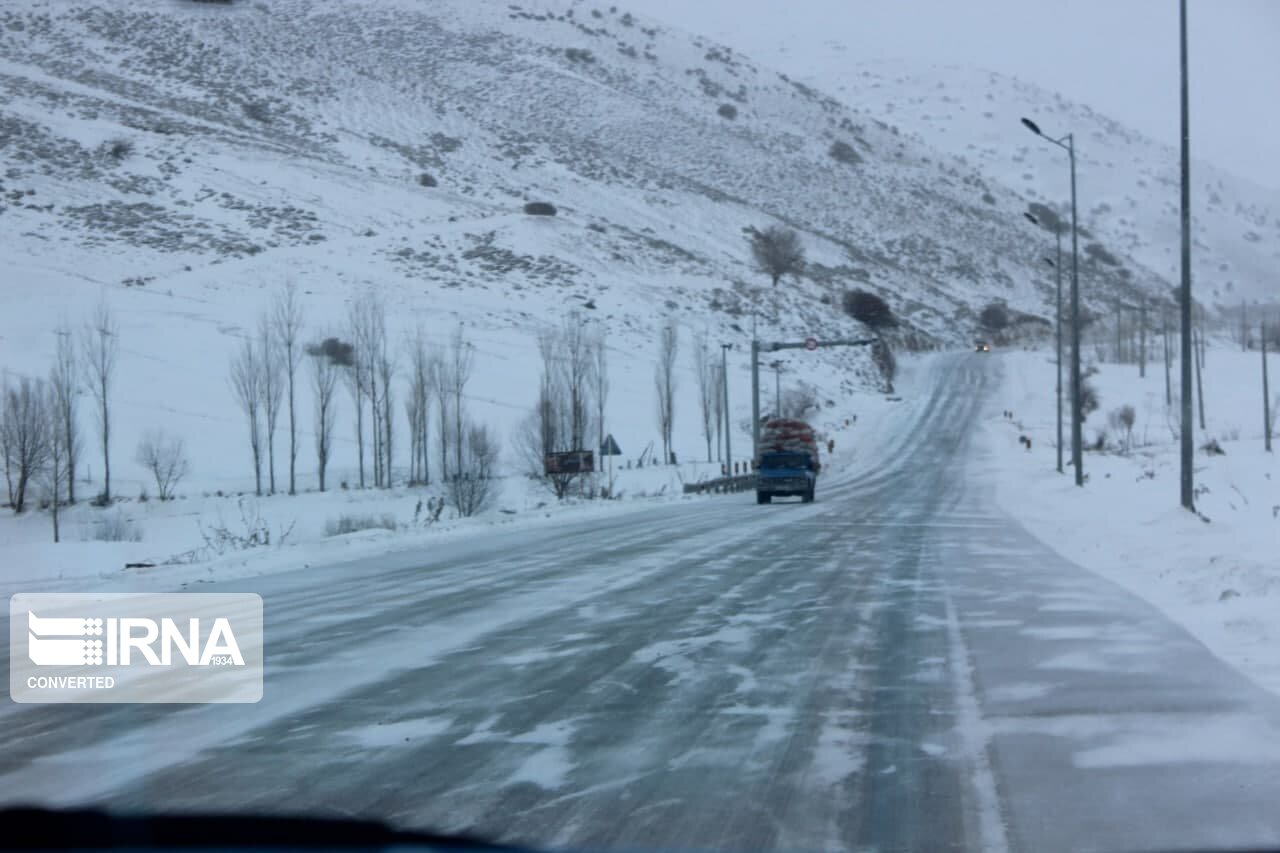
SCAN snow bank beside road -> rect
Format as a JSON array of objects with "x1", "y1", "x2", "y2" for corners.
[{"x1": 984, "y1": 349, "x2": 1280, "y2": 696}]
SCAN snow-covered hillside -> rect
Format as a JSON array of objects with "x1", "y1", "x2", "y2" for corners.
[
  {"x1": 0, "y1": 0, "x2": 1231, "y2": 514},
  {"x1": 810, "y1": 60, "x2": 1280, "y2": 311}
]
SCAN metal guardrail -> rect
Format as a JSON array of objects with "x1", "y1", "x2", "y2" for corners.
[{"x1": 682, "y1": 474, "x2": 757, "y2": 495}]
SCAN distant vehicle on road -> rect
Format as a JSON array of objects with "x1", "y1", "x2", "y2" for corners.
[
  {"x1": 975, "y1": 340, "x2": 991, "y2": 352},
  {"x1": 756, "y1": 418, "x2": 819, "y2": 504}
]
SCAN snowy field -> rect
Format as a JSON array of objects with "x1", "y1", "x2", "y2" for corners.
[{"x1": 986, "y1": 347, "x2": 1280, "y2": 696}]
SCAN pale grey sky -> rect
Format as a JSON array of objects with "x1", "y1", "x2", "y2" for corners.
[{"x1": 628, "y1": 0, "x2": 1280, "y2": 191}]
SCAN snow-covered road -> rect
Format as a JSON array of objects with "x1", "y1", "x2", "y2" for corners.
[{"x1": 4, "y1": 354, "x2": 1280, "y2": 852}]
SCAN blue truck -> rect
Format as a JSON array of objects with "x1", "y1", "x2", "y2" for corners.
[
  {"x1": 756, "y1": 451, "x2": 818, "y2": 504},
  {"x1": 755, "y1": 418, "x2": 820, "y2": 504}
]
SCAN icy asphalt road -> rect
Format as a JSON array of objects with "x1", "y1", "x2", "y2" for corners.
[{"x1": 5, "y1": 355, "x2": 1280, "y2": 852}]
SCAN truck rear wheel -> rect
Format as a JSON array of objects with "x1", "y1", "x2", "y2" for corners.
[
  {"x1": 756, "y1": 492, "x2": 771, "y2": 504},
  {"x1": 802, "y1": 487, "x2": 814, "y2": 503}
]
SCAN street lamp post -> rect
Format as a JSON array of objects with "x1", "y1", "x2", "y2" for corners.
[
  {"x1": 1178, "y1": 0, "x2": 1195, "y2": 510},
  {"x1": 720, "y1": 343, "x2": 732, "y2": 472},
  {"x1": 1025, "y1": 211, "x2": 1065, "y2": 475},
  {"x1": 1022, "y1": 117, "x2": 1084, "y2": 487}
]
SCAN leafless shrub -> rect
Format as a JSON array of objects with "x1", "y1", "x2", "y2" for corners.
[
  {"x1": 101, "y1": 137, "x2": 134, "y2": 162},
  {"x1": 135, "y1": 429, "x2": 189, "y2": 500},
  {"x1": 242, "y1": 101, "x2": 271, "y2": 122},
  {"x1": 413, "y1": 496, "x2": 445, "y2": 526},
  {"x1": 843, "y1": 290, "x2": 897, "y2": 330},
  {"x1": 324, "y1": 513, "x2": 397, "y2": 537},
  {"x1": 524, "y1": 201, "x2": 558, "y2": 216},
  {"x1": 828, "y1": 140, "x2": 862, "y2": 165},
  {"x1": 196, "y1": 498, "x2": 294, "y2": 557},
  {"x1": 1107, "y1": 405, "x2": 1136, "y2": 454},
  {"x1": 87, "y1": 509, "x2": 142, "y2": 542},
  {"x1": 446, "y1": 423, "x2": 500, "y2": 518}
]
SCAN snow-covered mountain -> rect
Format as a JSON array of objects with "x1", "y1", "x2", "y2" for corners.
[
  {"x1": 0, "y1": 0, "x2": 1250, "y2": 496},
  {"x1": 0, "y1": 0, "x2": 1181, "y2": 345},
  {"x1": 811, "y1": 59, "x2": 1279, "y2": 310}
]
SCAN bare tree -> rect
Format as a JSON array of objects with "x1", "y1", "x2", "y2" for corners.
[
  {"x1": 1263, "y1": 317, "x2": 1272, "y2": 453},
  {"x1": 518, "y1": 329, "x2": 577, "y2": 499},
  {"x1": 44, "y1": 383, "x2": 66, "y2": 542},
  {"x1": 2, "y1": 377, "x2": 52, "y2": 514},
  {"x1": 378, "y1": 346, "x2": 395, "y2": 488},
  {"x1": 447, "y1": 421, "x2": 500, "y2": 517},
  {"x1": 1195, "y1": 327, "x2": 1206, "y2": 431},
  {"x1": 592, "y1": 329, "x2": 609, "y2": 463},
  {"x1": 431, "y1": 348, "x2": 452, "y2": 481},
  {"x1": 305, "y1": 336, "x2": 350, "y2": 492},
  {"x1": 135, "y1": 429, "x2": 189, "y2": 500},
  {"x1": 654, "y1": 321, "x2": 679, "y2": 464},
  {"x1": 711, "y1": 361, "x2": 725, "y2": 462},
  {"x1": 365, "y1": 298, "x2": 389, "y2": 488},
  {"x1": 748, "y1": 225, "x2": 806, "y2": 289},
  {"x1": 346, "y1": 295, "x2": 385, "y2": 489},
  {"x1": 82, "y1": 298, "x2": 118, "y2": 503},
  {"x1": 359, "y1": 296, "x2": 389, "y2": 488},
  {"x1": 561, "y1": 316, "x2": 594, "y2": 452},
  {"x1": 258, "y1": 315, "x2": 284, "y2": 494},
  {"x1": 51, "y1": 322, "x2": 80, "y2": 504},
  {"x1": 447, "y1": 326, "x2": 474, "y2": 479},
  {"x1": 272, "y1": 282, "x2": 304, "y2": 495},
  {"x1": 406, "y1": 328, "x2": 432, "y2": 485},
  {"x1": 229, "y1": 338, "x2": 264, "y2": 496},
  {"x1": 693, "y1": 331, "x2": 715, "y2": 462}
]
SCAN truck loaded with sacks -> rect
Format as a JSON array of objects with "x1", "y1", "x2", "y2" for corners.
[{"x1": 755, "y1": 418, "x2": 820, "y2": 504}]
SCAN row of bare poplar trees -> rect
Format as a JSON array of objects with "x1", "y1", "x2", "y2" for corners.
[
  {"x1": 226, "y1": 288, "x2": 500, "y2": 513},
  {"x1": 0, "y1": 299, "x2": 172, "y2": 542}
]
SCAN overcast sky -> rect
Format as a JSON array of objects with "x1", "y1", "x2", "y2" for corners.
[{"x1": 629, "y1": 0, "x2": 1280, "y2": 191}]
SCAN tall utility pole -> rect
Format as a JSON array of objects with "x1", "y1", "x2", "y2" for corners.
[
  {"x1": 1022, "y1": 116, "x2": 1083, "y2": 486},
  {"x1": 721, "y1": 343, "x2": 732, "y2": 471},
  {"x1": 1054, "y1": 227, "x2": 1064, "y2": 474},
  {"x1": 1179, "y1": 0, "x2": 1195, "y2": 510}
]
